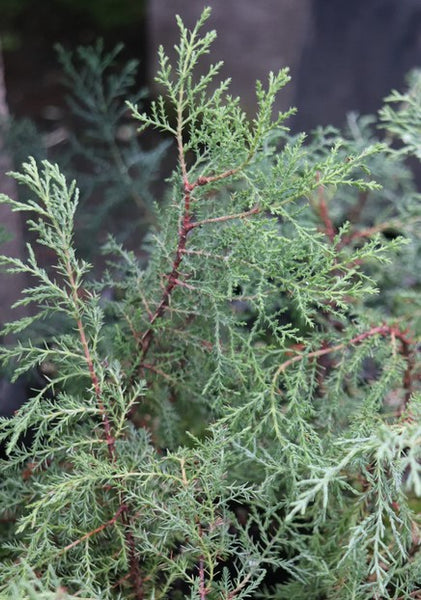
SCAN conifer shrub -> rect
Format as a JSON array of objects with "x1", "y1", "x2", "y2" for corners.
[{"x1": 0, "y1": 8, "x2": 421, "y2": 599}]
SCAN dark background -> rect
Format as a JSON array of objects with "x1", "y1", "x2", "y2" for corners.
[
  {"x1": 1, "y1": 0, "x2": 148, "y2": 123},
  {"x1": 1, "y1": 0, "x2": 420, "y2": 131},
  {"x1": 297, "y1": 0, "x2": 421, "y2": 130}
]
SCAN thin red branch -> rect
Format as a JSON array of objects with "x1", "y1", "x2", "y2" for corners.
[
  {"x1": 337, "y1": 216, "x2": 421, "y2": 251},
  {"x1": 142, "y1": 362, "x2": 174, "y2": 381},
  {"x1": 193, "y1": 167, "x2": 240, "y2": 189},
  {"x1": 337, "y1": 221, "x2": 398, "y2": 250},
  {"x1": 189, "y1": 205, "x2": 260, "y2": 229},
  {"x1": 64, "y1": 253, "x2": 143, "y2": 598},
  {"x1": 136, "y1": 89, "x2": 255, "y2": 364},
  {"x1": 64, "y1": 250, "x2": 116, "y2": 460},
  {"x1": 58, "y1": 505, "x2": 127, "y2": 556},
  {"x1": 139, "y1": 202, "x2": 192, "y2": 359},
  {"x1": 273, "y1": 324, "x2": 416, "y2": 408},
  {"x1": 316, "y1": 172, "x2": 335, "y2": 243},
  {"x1": 169, "y1": 277, "x2": 198, "y2": 291},
  {"x1": 124, "y1": 312, "x2": 143, "y2": 346},
  {"x1": 0, "y1": 514, "x2": 16, "y2": 524},
  {"x1": 274, "y1": 325, "x2": 391, "y2": 383},
  {"x1": 199, "y1": 555, "x2": 208, "y2": 600},
  {"x1": 138, "y1": 161, "x2": 255, "y2": 362},
  {"x1": 58, "y1": 501, "x2": 143, "y2": 599},
  {"x1": 225, "y1": 572, "x2": 253, "y2": 600}
]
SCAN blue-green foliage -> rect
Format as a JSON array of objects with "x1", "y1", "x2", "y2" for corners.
[
  {"x1": 0, "y1": 8, "x2": 421, "y2": 599},
  {"x1": 2, "y1": 40, "x2": 169, "y2": 260},
  {"x1": 56, "y1": 40, "x2": 170, "y2": 249}
]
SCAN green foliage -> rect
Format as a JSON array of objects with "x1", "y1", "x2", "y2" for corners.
[
  {"x1": 0, "y1": 0, "x2": 32, "y2": 24},
  {"x1": 380, "y1": 69, "x2": 421, "y2": 160},
  {"x1": 56, "y1": 41, "x2": 169, "y2": 252},
  {"x1": 3, "y1": 40, "x2": 169, "y2": 260},
  {"x1": 1, "y1": 9, "x2": 421, "y2": 599},
  {"x1": 0, "y1": 224, "x2": 10, "y2": 245}
]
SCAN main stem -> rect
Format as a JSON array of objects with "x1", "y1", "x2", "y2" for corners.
[
  {"x1": 138, "y1": 92, "x2": 253, "y2": 363},
  {"x1": 64, "y1": 250, "x2": 116, "y2": 460},
  {"x1": 64, "y1": 250, "x2": 143, "y2": 599},
  {"x1": 140, "y1": 182, "x2": 193, "y2": 359},
  {"x1": 139, "y1": 85, "x2": 193, "y2": 361}
]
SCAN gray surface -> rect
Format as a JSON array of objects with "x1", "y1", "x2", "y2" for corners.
[{"x1": 0, "y1": 41, "x2": 28, "y2": 340}]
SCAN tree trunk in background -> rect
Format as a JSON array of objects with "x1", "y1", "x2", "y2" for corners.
[
  {"x1": 0, "y1": 41, "x2": 28, "y2": 342},
  {"x1": 149, "y1": 1, "x2": 421, "y2": 133},
  {"x1": 148, "y1": 0, "x2": 313, "y2": 115}
]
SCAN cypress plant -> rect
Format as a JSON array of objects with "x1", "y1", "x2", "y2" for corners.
[{"x1": 0, "y1": 8, "x2": 421, "y2": 599}]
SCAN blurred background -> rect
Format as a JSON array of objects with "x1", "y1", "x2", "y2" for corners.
[{"x1": 1, "y1": 0, "x2": 420, "y2": 130}]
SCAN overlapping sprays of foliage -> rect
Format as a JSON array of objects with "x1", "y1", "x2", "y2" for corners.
[{"x1": 0, "y1": 9, "x2": 421, "y2": 599}]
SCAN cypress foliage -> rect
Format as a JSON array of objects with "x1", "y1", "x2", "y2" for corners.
[{"x1": 0, "y1": 9, "x2": 421, "y2": 599}]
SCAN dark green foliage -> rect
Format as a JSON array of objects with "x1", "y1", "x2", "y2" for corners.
[
  {"x1": 0, "y1": 9, "x2": 421, "y2": 600},
  {"x1": 57, "y1": 0, "x2": 146, "y2": 29},
  {"x1": 56, "y1": 41, "x2": 170, "y2": 250},
  {"x1": 0, "y1": 0, "x2": 146, "y2": 32},
  {"x1": 2, "y1": 40, "x2": 169, "y2": 261},
  {"x1": 0, "y1": 224, "x2": 10, "y2": 245}
]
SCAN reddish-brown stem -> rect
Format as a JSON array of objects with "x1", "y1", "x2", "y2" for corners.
[
  {"x1": 63, "y1": 252, "x2": 143, "y2": 598},
  {"x1": 138, "y1": 160, "x2": 251, "y2": 363},
  {"x1": 138, "y1": 84, "x2": 194, "y2": 357},
  {"x1": 225, "y1": 572, "x2": 253, "y2": 600},
  {"x1": 193, "y1": 167, "x2": 240, "y2": 189},
  {"x1": 337, "y1": 216, "x2": 421, "y2": 251},
  {"x1": 189, "y1": 205, "x2": 260, "y2": 229},
  {"x1": 313, "y1": 175, "x2": 403, "y2": 263},
  {"x1": 199, "y1": 555, "x2": 208, "y2": 600},
  {"x1": 140, "y1": 197, "x2": 192, "y2": 359},
  {"x1": 337, "y1": 221, "x2": 399, "y2": 250},
  {"x1": 169, "y1": 277, "x2": 198, "y2": 291},
  {"x1": 274, "y1": 325, "x2": 391, "y2": 382},
  {"x1": 61, "y1": 499, "x2": 143, "y2": 599},
  {"x1": 142, "y1": 362, "x2": 174, "y2": 381},
  {"x1": 124, "y1": 312, "x2": 143, "y2": 346},
  {"x1": 316, "y1": 172, "x2": 336, "y2": 243},
  {"x1": 0, "y1": 514, "x2": 16, "y2": 524},
  {"x1": 58, "y1": 504, "x2": 127, "y2": 555},
  {"x1": 112, "y1": 572, "x2": 132, "y2": 590},
  {"x1": 136, "y1": 82, "x2": 253, "y2": 364},
  {"x1": 273, "y1": 324, "x2": 415, "y2": 405},
  {"x1": 64, "y1": 250, "x2": 116, "y2": 461}
]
